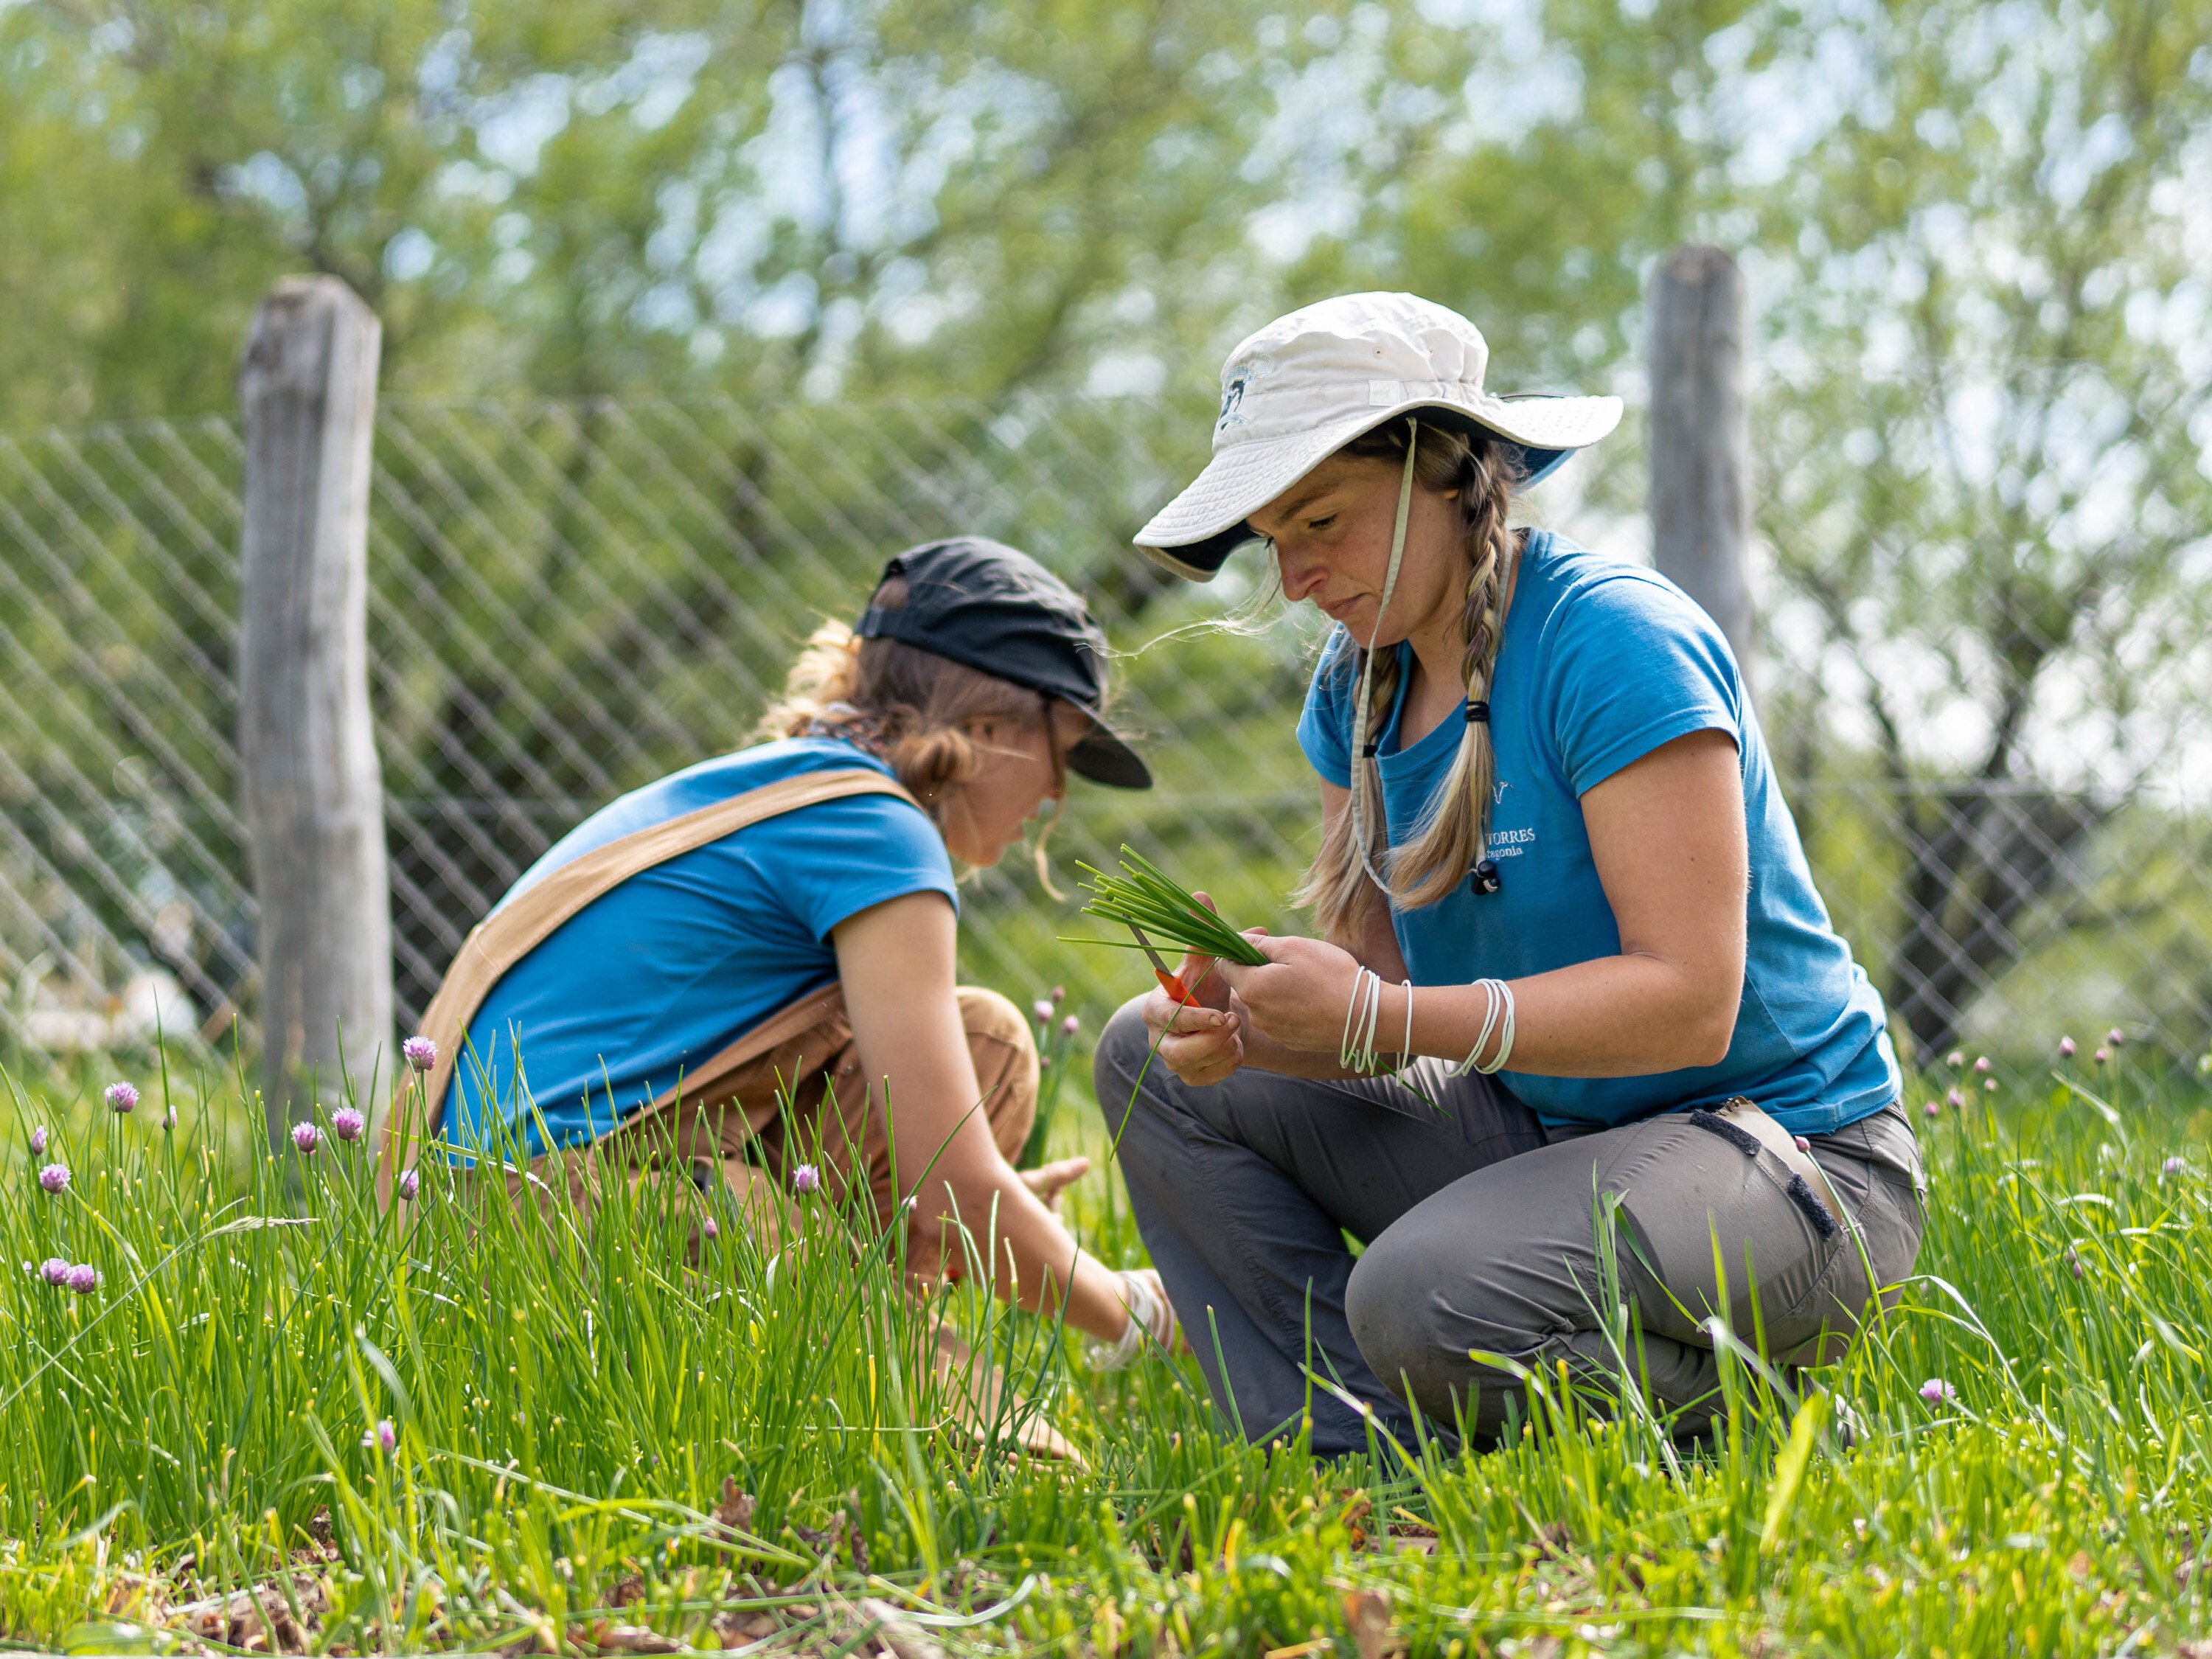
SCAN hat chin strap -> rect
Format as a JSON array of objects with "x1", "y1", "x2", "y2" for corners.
[{"x1": 1346, "y1": 417, "x2": 1419, "y2": 897}]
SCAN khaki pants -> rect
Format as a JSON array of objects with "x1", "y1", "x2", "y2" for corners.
[{"x1": 509, "y1": 987, "x2": 1037, "y2": 1265}]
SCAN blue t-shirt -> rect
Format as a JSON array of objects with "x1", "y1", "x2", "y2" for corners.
[
  {"x1": 1296, "y1": 529, "x2": 1900, "y2": 1137},
  {"x1": 443, "y1": 738, "x2": 957, "y2": 1155}
]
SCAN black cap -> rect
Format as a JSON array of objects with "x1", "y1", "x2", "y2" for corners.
[{"x1": 855, "y1": 538, "x2": 1152, "y2": 789}]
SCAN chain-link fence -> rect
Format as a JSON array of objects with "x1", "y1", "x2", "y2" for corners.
[{"x1": 4, "y1": 374, "x2": 2208, "y2": 1075}]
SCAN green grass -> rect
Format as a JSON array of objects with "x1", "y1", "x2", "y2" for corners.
[{"x1": 3, "y1": 1040, "x2": 2211, "y2": 1656}]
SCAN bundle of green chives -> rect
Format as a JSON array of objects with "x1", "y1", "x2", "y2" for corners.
[{"x1": 1065, "y1": 845, "x2": 1270, "y2": 966}]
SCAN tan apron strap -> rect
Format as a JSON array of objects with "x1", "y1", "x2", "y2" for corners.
[
  {"x1": 1712, "y1": 1096, "x2": 1871, "y2": 1366},
  {"x1": 641, "y1": 981, "x2": 848, "y2": 1116},
  {"x1": 377, "y1": 768, "x2": 917, "y2": 1203},
  {"x1": 1711, "y1": 1096, "x2": 1847, "y2": 1224}
]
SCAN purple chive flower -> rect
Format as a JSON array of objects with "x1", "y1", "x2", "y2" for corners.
[
  {"x1": 1051, "y1": 985, "x2": 1066, "y2": 1005},
  {"x1": 2095, "y1": 1047, "x2": 2111, "y2": 1065},
  {"x1": 40, "y1": 1257, "x2": 69, "y2": 1286},
  {"x1": 791, "y1": 1163, "x2": 821, "y2": 1195},
  {"x1": 361, "y1": 1419, "x2": 396, "y2": 1453},
  {"x1": 1947, "y1": 1088, "x2": 1966, "y2": 1109},
  {"x1": 2163, "y1": 1157, "x2": 2185, "y2": 1178},
  {"x1": 1972, "y1": 1057, "x2": 1991, "y2": 1075},
  {"x1": 38, "y1": 1163, "x2": 69, "y2": 1194},
  {"x1": 397, "y1": 1168, "x2": 420, "y2": 1202},
  {"x1": 1924, "y1": 1100, "x2": 1941, "y2": 1119},
  {"x1": 162, "y1": 1106, "x2": 177, "y2": 1131},
  {"x1": 1983, "y1": 1078, "x2": 1997, "y2": 1092},
  {"x1": 2065, "y1": 1244, "x2": 2082, "y2": 1279},
  {"x1": 1919, "y1": 1377, "x2": 1957, "y2": 1405},
  {"x1": 291, "y1": 1121, "x2": 319, "y2": 1155},
  {"x1": 2059, "y1": 1036, "x2": 2076, "y2": 1059},
  {"x1": 403, "y1": 1034, "x2": 437, "y2": 1073},
  {"x1": 702, "y1": 1214, "x2": 719, "y2": 1240},
  {"x1": 1032, "y1": 998, "x2": 1055, "y2": 1023},
  {"x1": 105, "y1": 1081, "x2": 138, "y2": 1115},
  {"x1": 2107, "y1": 1028, "x2": 2125, "y2": 1047},
  {"x1": 66, "y1": 1263, "x2": 99, "y2": 1295},
  {"x1": 28, "y1": 1125, "x2": 47, "y2": 1155},
  {"x1": 1060, "y1": 1013, "x2": 1080, "y2": 1037},
  {"x1": 331, "y1": 1106, "x2": 366, "y2": 1143},
  {"x1": 1946, "y1": 1050, "x2": 1964, "y2": 1068}
]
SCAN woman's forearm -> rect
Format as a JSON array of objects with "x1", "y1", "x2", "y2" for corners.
[
  {"x1": 926, "y1": 1166, "x2": 1131, "y2": 1337},
  {"x1": 1239, "y1": 956, "x2": 1729, "y2": 1079},
  {"x1": 1380, "y1": 953, "x2": 1736, "y2": 1077}
]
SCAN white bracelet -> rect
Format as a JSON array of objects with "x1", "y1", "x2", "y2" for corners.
[
  {"x1": 1451, "y1": 978, "x2": 1500, "y2": 1076},
  {"x1": 1477, "y1": 980, "x2": 1516, "y2": 1074},
  {"x1": 1478, "y1": 987, "x2": 1513, "y2": 1079},
  {"x1": 1339, "y1": 966, "x2": 1368, "y2": 1071},
  {"x1": 1340, "y1": 965, "x2": 1388, "y2": 1074},
  {"x1": 1398, "y1": 978, "x2": 1415, "y2": 1074}
]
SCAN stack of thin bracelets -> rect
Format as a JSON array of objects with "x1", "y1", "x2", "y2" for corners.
[{"x1": 1341, "y1": 966, "x2": 1516, "y2": 1077}]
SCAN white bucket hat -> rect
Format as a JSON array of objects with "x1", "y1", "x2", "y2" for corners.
[{"x1": 1135, "y1": 291, "x2": 1622, "y2": 580}]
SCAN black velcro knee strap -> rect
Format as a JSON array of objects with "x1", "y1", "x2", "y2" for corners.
[
  {"x1": 1688, "y1": 1107, "x2": 1763, "y2": 1159},
  {"x1": 1785, "y1": 1172, "x2": 1839, "y2": 1239}
]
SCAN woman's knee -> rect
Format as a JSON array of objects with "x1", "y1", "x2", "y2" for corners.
[
  {"x1": 1346, "y1": 1200, "x2": 1598, "y2": 1433},
  {"x1": 1344, "y1": 1228, "x2": 1487, "y2": 1420}
]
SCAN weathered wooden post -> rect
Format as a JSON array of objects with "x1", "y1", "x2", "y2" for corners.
[
  {"x1": 238, "y1": 275, "x2": 393, "y2": 1149},
  {"x1": 1648, "y1": 246, "x2": 1755, "y2": 692}
]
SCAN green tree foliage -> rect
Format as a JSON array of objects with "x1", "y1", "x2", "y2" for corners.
[
  {"x1": 1747, "y1": 0, "x2": 2212, "y2": 1054},
  {"x1": 0, "y1": 0, "x2": 1346, "y2": 423},
  {"x1": 2, "y1": 0, "x2": 2205, "y2": 1057},
  {"x1": 1283, "y1": 0, "x2": 2212, "y2": 1057}
]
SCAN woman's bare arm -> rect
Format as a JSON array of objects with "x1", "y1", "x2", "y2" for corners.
[
  {"x1": 833, "y1": 891, "x2": 1135, "y2": 1338},
  {"x1": 1221, "y1": 730, "x2": 1749, "y2": 1074}
]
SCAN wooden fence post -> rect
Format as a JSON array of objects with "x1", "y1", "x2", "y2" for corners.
[
  {"x1": 238, "y1": 276, "x2": 393, "y2": 1150},
  {"x1": 1647, "y1": 246, "x2": 1755, "y2": 693}
]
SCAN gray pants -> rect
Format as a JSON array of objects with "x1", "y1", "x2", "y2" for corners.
[{"x1": 1093, "y1": 1001, "x2": 1924, "y2": 1454}]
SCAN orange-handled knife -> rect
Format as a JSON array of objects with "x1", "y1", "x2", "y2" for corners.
[{"x1": 1129, "y1": 925, "x2": 1194, "y2": 1005}]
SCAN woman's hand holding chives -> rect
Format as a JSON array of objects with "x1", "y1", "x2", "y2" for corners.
[
  {"x1": 1137, "y1": 891, "x2": 1247, "y2": 1088},
  {"x1": 1214, "y1": 933, "x2": 1372, "y2": 1055}
]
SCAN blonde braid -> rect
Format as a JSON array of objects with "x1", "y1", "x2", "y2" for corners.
[
  {"x1": 1394, "y1": 445, "x2": 1513, "y2": 908},
  {"x1": 1297, "y1": 419, "x2": 1527, "y2": 935}
]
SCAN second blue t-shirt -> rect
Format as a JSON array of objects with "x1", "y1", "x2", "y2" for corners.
[
  {"x1": 1296, "y1": 529, "x2": 1900, "y2": 1137},
  {"x1": 442, "y1": 737, "x2": 957, "y2": 1155}
]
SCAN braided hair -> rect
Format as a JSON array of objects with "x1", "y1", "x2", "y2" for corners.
[{"x1": 1294, "y1": 418, "x2": 1523, "y2": 939}]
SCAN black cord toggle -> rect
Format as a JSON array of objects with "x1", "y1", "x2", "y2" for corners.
[
  {"x1": 1464, "y1": 700, "x2": 1490, "y2": 723},
  {"x1": 1361, "y1": 739, "x2": 1381, "y2": 758},
  {"x1": 1470, "y1": 858, "x2": 1501, "y2": 895}
]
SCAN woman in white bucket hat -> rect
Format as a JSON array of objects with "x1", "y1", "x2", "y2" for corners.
[{"x1": 1093, "y1": 292, "x2": 1922, "y2": 1453}]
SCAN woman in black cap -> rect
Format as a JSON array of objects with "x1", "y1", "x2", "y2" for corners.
[{"x1": 397, "y1": 537, "x2": 1178, "y2": 1365}]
